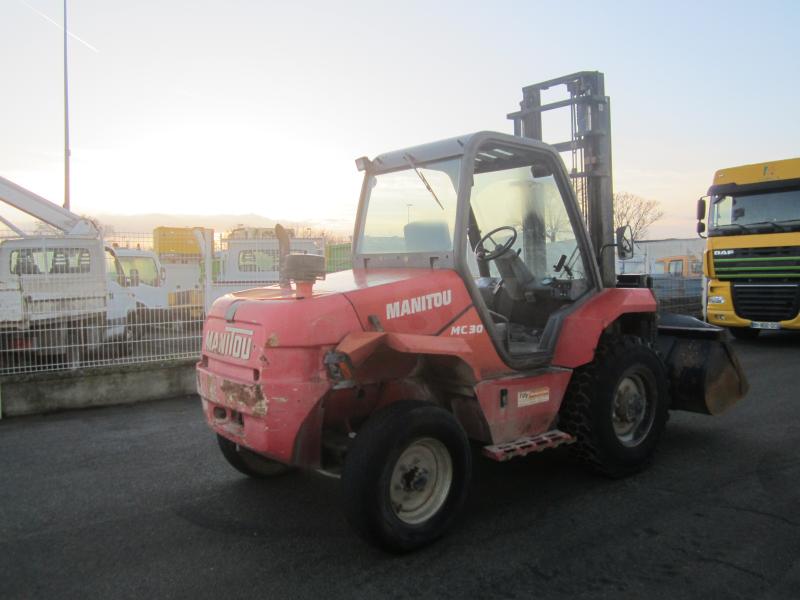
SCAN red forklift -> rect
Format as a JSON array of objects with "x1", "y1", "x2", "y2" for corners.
[{"x1": 196, "y1": 72, "x2": 748, "y2": 551}]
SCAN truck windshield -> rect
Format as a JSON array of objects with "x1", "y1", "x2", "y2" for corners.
[
  {"x1": 10, "y1": 247, "x2": 91, "y2": 275},
  {"x1": 710, "y1": 188, "x2": 800, "y2": 235},
  {"x1": 119, "y1": 256, "x2": 159, "y2": 286},
  {"x1": 358, "y1": 159, "x2": 460, "y2": 254}
]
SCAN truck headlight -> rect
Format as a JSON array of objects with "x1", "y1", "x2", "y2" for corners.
[{"x1": 709, "y1": 295, "x2": 725, "y2": 305}]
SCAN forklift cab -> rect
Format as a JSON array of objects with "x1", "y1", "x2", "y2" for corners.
[{"x1": 354, "y1": 131, "x2": 599, "y2": 368}]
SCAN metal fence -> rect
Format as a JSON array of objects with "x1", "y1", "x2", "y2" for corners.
[
  {"x1": 651, "y1": 275, "x2": 704, "y2": 317},
  {"x1": 0, "y1": 229, "x2": 353, "y2": 375}
]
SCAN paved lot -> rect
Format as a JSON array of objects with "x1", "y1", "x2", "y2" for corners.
[{"x1": 1, "y1": 334, "x2": 799, "y2": 599}]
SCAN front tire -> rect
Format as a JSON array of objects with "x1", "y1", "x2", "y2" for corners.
[
  {"x1": 559, "y1": 336, "x2": 669, "y2": 478},
  {"x1": 342, "y1": 401, "x2": 471, "y2": 552},
  {"x1": 216, "y1": 435, "x2": 292, "y2": 478}
]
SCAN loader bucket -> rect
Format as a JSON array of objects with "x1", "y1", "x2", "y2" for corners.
[{"x1": 656, "y1": 313, "x2": 749, "y2": 416}]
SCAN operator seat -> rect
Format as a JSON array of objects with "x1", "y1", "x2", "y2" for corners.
[
  {"x1": 77, "y1": 250, "x2": 91, "y2": 273},
  {"x1": 14, "y1": 250, "x2": 40, "y2": 275},
  {"x1": 493, "y1": 251, "x2": 536, "y2": 301},
  {"x1": 50, "y1": 250, "x2": 69, "y2": 274},
  {"x1": 487, "y1": 253, "x2": 542, "y2": 355}
]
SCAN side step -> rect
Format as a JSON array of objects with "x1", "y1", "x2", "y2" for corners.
[{"x1": 483, "y1": 430, "x2": 575, "y2": 462}]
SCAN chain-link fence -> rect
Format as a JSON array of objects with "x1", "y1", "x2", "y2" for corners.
[
  {"x1": 651, "y1": 275, "x2": 704, "y2": 317},
  {"x1": 0, "y1": 228, "x2": 352, "y2": 376}
]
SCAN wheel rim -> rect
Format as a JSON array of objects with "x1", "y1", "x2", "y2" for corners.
[
  {"x1": 611, "y1": 370, "x2": 655, "y2": 447},
  {"x1": 389, "y1": 437, "x2": 453, "y2": 525}
]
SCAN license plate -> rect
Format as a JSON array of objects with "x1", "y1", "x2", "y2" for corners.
[{"x1": 750, "y1": 321, "x2": 781, "y2": 330}]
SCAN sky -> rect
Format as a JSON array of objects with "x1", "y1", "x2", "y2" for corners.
[{"x1": 1, "y1": 0, "x2": 798, "y2": 238}]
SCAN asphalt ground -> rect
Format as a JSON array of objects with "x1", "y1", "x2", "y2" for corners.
[{"x1": 1, "y1": 333, "x2": 799, "y2": 600}]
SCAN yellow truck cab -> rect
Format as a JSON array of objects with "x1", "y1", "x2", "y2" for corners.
[
  {"x1": 656, "y1": 255, "x2": 703, "y2": 278},
  {"x1": 697, "y1": 158, "x2": 800, "y2": 339}
]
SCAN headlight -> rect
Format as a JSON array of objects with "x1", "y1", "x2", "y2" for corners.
[{"x1": 709, "y1": 295, "x2": 725, "y2": 305}]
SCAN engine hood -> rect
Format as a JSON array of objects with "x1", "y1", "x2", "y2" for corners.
[{"x1": 206, "y1": 268, "x2": 474, "y2": 347}]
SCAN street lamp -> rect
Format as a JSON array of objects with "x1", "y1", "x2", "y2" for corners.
[{"x1": 63, "y1": 0, "x2": 71, "y2": 210}]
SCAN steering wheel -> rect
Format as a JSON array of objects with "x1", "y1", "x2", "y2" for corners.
[{"x1": 474, "y1": 226, "x2": 517, "y2": 261}]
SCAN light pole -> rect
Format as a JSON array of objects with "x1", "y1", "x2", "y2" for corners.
[
  {"x1": 406, "y1": 204, "x2": 412, "y2": 224},
  {"x1": 63, "y1": 0, "x2": 71, "y2": 210}
]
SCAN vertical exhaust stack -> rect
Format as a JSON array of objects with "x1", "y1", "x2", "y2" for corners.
[{"x1": 275, "y1": 223, "x2": 325, "y2": 296}]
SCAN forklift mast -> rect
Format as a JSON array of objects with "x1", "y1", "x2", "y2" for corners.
[{"x1": 507, "y1": 71, "x2": 615, "y2": 287}]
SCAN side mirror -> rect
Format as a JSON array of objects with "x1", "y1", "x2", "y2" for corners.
[
  {"x1": 696, "y1": 196, "x2": 707, "y2": 221},
  {"x1": 696, "y1": 196, "x2": 708, "y2": 238},
  {"x1": 615, "y1": 225, "x2": 635, "y2": 260},
  {"x1": 129, "y1": 268, "x2": 140, "y2": 288},
  {"x1": 697, "y1": 221, "x2": 706, "y2": 235},
  {"x1": 159, "y1": 266, "x2": 167, "y2": 284}
]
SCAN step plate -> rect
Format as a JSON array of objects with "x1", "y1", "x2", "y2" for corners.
[{"x1": 483, "y1": 430, "x2": 575, "y2": 462}]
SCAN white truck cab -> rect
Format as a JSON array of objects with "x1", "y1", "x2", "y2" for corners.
[
  {"x1": 219, "y1": 236, "x2": 324, "y2": 284},
  {"x1": 0, "y1": 236, "x2": 135, "y2": 357},
  {"x1": 113, "y1": 247, "x2": 169, "y2": 310}
]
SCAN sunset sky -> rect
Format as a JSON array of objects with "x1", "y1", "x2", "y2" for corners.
[{"x1": 1, "y1": 0, "x2": 798, "y2": 237}]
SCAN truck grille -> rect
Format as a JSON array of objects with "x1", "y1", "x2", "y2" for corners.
[
  {"x1": 714, "y1": 246, "x2": 800, "y2": 282},
  {"x1": 731, "y1": 284, "x2": 800, "y2": 322}
]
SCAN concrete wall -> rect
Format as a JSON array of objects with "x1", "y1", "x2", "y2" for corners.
[{"x1": 0, "y1": 360, "x2": 197, "y2": 418}]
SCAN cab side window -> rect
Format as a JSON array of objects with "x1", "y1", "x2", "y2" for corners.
[{"x1": 668, "y1": 260, "x2": 683, "y2": 276}]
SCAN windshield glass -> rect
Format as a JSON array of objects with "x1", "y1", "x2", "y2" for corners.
[
  {"x1": 358, "y1": 158, "x2": 460, "y2": 254},
  {"x1": 10, "y1": 247, "x2": 92, "y2": 275},
  {"x1": 238, "y1": 249, "x2": 277, "y2": 272},
  {"x1": 710, "y1": 188, "x2": 800, "y2": 234},
  {"x1": 468, "y1": 165, "x2": 585, "y2": 281},
  {"x1": 119, "y1": 256, "x2": 159, "y2": 286}
]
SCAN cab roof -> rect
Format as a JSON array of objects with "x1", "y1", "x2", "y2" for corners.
[
  {"x1": 713, "y1": 157, "x2": 800, "y2": 187},
  {"x1": 369, "y1": 131, "x2": 557, "y2": 173}
]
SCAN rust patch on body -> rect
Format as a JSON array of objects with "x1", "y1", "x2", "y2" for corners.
[
  {"x1": 197, "y1": 371, "x2": 219, "y2": 403},
  {"x1": 252, "y1": 399, "x2": 268, "y2": 416},
  {"x1": 220, "y1": 379, "x2": 266, "y2": 409}
]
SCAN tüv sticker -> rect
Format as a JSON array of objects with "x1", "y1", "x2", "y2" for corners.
[{"x1": 518, "y1": 388, "x2": 550, "y2": 407}]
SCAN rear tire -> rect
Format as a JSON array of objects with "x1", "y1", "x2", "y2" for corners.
[
  {"x1": 216, "y1": 435, "x2": 292, "y2": 478},
  {"x1": 559, "y1": 335, "x2": 669, "y2": 478},
  {"x1": 729, "y1": 327, "x2": 760, "y2": 340},
  {"x1": 342, "y1": 401, "x2": 471, "y2": 552}
]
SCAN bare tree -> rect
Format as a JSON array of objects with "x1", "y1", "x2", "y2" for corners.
[
  {"x1": 544, "y1": 195, "x2": 569, "y2": 242},
  {"x1": 613, "y1": 192, "x2": 664, "y2": 240}
]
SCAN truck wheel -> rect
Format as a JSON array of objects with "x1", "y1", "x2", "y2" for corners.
[
  {"x1": 216, "y1": 435, "x2": 292, "y2": 478},
  {"x1": 342, "y1": 400, "x2": 471, "y2": 552},
  {"x1": 729, "y1": 327, "x2": 760, "y2": 340},
  {"x1": 559, "y1": 336, "x2": 669, "y2": 478}
]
